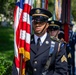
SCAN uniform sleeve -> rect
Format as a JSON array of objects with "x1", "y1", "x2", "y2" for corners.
[
  {"x1": 12, "y1": 63, "x2": 18, "y2": 75},
  {"x1": 53, "y1": 43, "x2": 68, "y2": 75}
]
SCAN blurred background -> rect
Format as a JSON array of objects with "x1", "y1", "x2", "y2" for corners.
[{"x1": 0, "y1": 0, "x2": 76, "y2": 75}]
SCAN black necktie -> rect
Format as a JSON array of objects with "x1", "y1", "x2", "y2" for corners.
[{"x1": 37, "y1": 38, "x2": 40, "y2": 51}]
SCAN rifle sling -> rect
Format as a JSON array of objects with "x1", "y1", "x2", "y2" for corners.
[{"x1": 44, "y1": 41, "x2": 60, "y2": 71}]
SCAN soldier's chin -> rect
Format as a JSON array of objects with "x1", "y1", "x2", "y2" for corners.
[{"x1": 35, "y1": 31, "x2": 41, "y2": 34}]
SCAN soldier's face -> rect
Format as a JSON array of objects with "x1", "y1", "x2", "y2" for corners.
[
  {"x1": 32, "y1": 21, "x2": 49, "y2": 36},
  {"x1": 49, "y1": 30, "x2": 59, "y2": 37}
]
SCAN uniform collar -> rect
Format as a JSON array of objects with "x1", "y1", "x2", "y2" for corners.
[
  {"x1": 31, "y1": 33, "x2": 51, "y2": 55},
  {"x1": 34, "y1": 32, "x2": 47, "y2": 45}
]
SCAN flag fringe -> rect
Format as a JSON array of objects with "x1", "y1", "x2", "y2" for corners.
[
  {"x1": 22, "y1": 68, "x2": 25, "y2": 75},
  {"x1": 19, "y1": 47, "x2": 30, "y2": 61}
]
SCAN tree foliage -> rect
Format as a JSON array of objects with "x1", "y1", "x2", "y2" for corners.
[
  {"x1": 0, "y1": 57, "x2": 12, "y2": 75},
  {"x1": 0, "y1": 0, "x2": 15, "y2": 20},
  {"x1": 71, "y1": 0, "x2": 76, "y2": 21}
]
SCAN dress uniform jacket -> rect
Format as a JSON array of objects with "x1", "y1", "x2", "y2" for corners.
[
  {"x1": 68, "y1": 31, "x2": 76, "y2": 64},
  {"x1": 68, "y1": 30, "x2": 76, "y2": 75},
  {"x1": 26, "y1": 33, "x2": 68, "y2": 75}
]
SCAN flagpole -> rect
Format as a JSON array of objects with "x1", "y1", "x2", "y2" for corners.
[
  {"x1": 61, "y1": 0, "x2": 71, "y2": 43},
  {"x1": 19, "y1": 54, "x2": 23, "y2": 75},
  {"x1": 18, "y1": 0, "x2": 24, "y2": 74},
  {"x1": 45, "y1": 0, "x2": 48, "y2": 9}
]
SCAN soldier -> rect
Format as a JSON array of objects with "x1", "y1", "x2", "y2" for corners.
[
  {"x1": 58, "y1": 29, "x2": 72, "y2": 75},
  {"x1": 25, "y1": 8, "x2": 68, "y2": 75},
  {"x1": 47, "y1": 20, "x2": 62, "y2": 42},
  {"x1": 67, "y1": 23, "x2": 76, "y2": 75}
]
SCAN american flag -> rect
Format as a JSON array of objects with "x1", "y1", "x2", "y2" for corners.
[
  {"x1": 55, "y1": 0, "x2": 62, "y2": 20},
  {"x1": 13, "y1": 0, "x2": 32, "y2": 75}
]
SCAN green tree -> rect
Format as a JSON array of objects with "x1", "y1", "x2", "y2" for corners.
[
  {"x1": 0, "y1": 0, "x2": 15, "y2": 21},
  {"x1": 71, "y1": 0, "x2": 76, "y2": 21}
]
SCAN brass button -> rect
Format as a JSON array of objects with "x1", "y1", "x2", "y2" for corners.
[
  {"x1": 34, "y1": 61, "x2": 37, "y2": 64},
  {"x1": 34, "y1": 68, "x2": 37, "y2": 71}
]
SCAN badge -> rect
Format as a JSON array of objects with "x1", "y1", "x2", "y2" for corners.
[
  {"x1": 51, "y1": 21, "x2": 54, "y2": 24},
  {"x1": 35, "y1": 9, "x2": 40, "y2": 14},
  {"x1": 61, "y1": 55, "x2": 67, "y2": 62}
]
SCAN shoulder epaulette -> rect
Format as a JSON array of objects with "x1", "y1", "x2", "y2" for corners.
[
  {"x1": 50, "y1": 36, "x2": 60, "y2": 43},
  {"x1": 59, "y1": 39, "x2": 67, "y2": 44}
]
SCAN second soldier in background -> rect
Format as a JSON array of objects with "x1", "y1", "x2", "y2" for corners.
[{"x1": 66, "y1": 23, "x2": 76, "y2": 75}]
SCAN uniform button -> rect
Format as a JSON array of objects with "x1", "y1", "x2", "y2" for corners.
[
  {"x1": 34, "y1": 68, "x2": 37, "y2": 71},
  {"x1": 34, "y1": 61, "x2": 37, "y2": 64}
]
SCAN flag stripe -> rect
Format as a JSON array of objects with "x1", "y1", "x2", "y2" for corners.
[
  {"x1": 23, "y1": 4, "x2": 31, "y2": 14},
  {"x1": 23, "y1": 13, "x2": 30, "y2": 25}
]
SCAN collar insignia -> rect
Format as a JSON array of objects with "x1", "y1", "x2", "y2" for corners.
[
  {"x1": 45, "y1": 41, "x2": 49, "y2": 44},
  {"x1": 17, "y1": 0, "x2": 20, "y2": 2},
  {"x1": 31, "y1": 38, "x2": 33, "y2": 42}
]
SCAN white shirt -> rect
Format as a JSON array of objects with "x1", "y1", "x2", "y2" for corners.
[{"x1": 34, "y1": 32, "x2": 47, "y2": 46}]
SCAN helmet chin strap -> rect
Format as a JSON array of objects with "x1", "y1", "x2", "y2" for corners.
[
  {"x1": 54, "y1": 30, "x2": 59, "y2": 38},
  {"x1": 38, "y1": 23, "x2": 47, "y2": 34}
]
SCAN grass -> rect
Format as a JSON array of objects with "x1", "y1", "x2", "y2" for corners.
[{"x1": 0, "y1": 26, "x2": 14, "y2": 61}]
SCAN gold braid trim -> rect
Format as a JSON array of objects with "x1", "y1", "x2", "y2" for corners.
[
  {"x1": 49, "y1": 24, "x2": 60, "y2": 27},
  {"x1": 32, "y1": 14, "x2": 48, "y2": 18}
]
